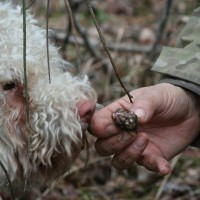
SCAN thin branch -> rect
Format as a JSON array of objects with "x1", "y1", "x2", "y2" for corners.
[
  {"x1": 73, "y1": 14, "x2": 102, "y2": 58},
  {"x1": 22, "y1": 0, "x2": 31, "y2": 191},
  {"x1": 26, "y1": 0, "x2": 36, "y2": 10},
  {"x1": 83, "y1": 0, "x2": 133, "y2": 103},
  {"x1": 148, "y1": 0, "x2": 173, "y2": 61},
  {"x1": 57, "y1": 1, "x2": 109, "y2": 73},
  {"x1": 0, "y1": 160, "x2": 15, "y2": 200},
  {"x1": 61, "y1": 0, "x2": 80, "y2": 60},
  {"x1": 71, "y1": 15, "x2": 111, "y2": 73},
  {"x1": 46, "y1": 0, "x2": 51, "y2": 84},
  {"x1": 64, "y1": 0, "x2": 109, "y2": 73},
  {"x1": 22, "y1": 0, "x2": 29, "y2": 121},
  {"x1": 61, "y1": 11, "x2": 72, "y2": 53},
  {"x1": 77, "y1": 16, "x2": 115, "y2": 74},
  {"x1": 64, "y1": 0, "x2": 81, "y2": 72}
]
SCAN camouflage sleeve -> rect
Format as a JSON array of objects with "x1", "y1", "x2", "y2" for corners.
[
  {"x1": 152, "y1": 8, "x2": 200, "y2": 147},
  {"x1": 152, "y1": 7, "x2": 200, "y2": 96}
]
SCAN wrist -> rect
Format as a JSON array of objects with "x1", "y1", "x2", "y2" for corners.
[
  {"x1": 181, "y1": 89, "x2": 200, "y2": 147},
  {"x1": 184, "y1": 89, "x2": 200, "y2": 116},
  {"x1": 183, "y1": 89, "x2": 200, "y2": 147}
]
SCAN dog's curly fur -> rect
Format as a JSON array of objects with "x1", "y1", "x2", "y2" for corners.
[{"x1": 0, "y1": 2, "x2": 96, "y2": 188}]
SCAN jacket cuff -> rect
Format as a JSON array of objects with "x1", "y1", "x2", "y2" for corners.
[{"x1": 160, "y1": 78, "x2": 200, "y2": 96}]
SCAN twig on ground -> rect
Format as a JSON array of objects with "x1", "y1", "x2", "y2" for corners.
[
  {"x1": 106, "y1": 41, "x2": 153, "y2": 53},
  {"x1": 64, "y1": 156, "x2": 111, "y2": 177},
  {"x1": 51, "y1": 29, "x2": 153, "y2": 53}
]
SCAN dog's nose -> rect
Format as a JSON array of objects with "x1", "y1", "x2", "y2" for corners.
[{"x1": 78, "y1": 101, "x2": 96, "y2": 130}]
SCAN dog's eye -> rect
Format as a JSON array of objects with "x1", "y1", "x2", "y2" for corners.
[{"x1": 3, "y1": 82, "x2": 16, "y2": 90}]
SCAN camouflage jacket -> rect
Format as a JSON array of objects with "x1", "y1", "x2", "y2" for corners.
[
  {"x1": 152, "y1": 7, "x2": 200, "y2": 96},
  {"x1": 152, "y1": 8, "x2": 200, "y2": 146}
]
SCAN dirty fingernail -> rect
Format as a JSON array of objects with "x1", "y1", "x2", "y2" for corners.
[
  {"x1": 134, "y1": 108, "x2": 146, "y2": 119},
  {"x1": 134, "y1": 135, "x2": 147, "y2": 148}
]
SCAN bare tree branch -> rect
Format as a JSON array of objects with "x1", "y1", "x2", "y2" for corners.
[
  {"x1": 22, "y1": 0, "x2": 29, "y2": 121},
  {"x1": 61, "y1": 11, "x2": 72, "y2": 53},
  {"x1": 46, "y1": 0, "x2": 51, "y2": 84},
  {"x1": 83, "y1": 0, "x2": 133, "y2": 103},
  {"x1": 148, "y1": 0, "x2": 173, "y2": 61},
  {"x1": 64, "y1": 0, "x2": 83, "y2": 72}
]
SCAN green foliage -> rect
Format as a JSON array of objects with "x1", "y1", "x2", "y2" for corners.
[
  {"x1": 133, "y1": 4, "x2": 151, "y2": 16},
  {"x1": 95, "y1": 8, "x2": 109, "y2": 23},
  {"x1": 80, "y1": 189, "x2": 93, "y2": 200},
  {"x1": 82, "y1": 8, "x2": 109, "y2": 25}
]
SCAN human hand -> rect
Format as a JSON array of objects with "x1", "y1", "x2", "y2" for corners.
[{"x1": 89, "y1": 83, "x2": 200, "y2": 175}]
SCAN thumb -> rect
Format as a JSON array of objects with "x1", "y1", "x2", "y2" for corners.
[{"x1": 130, "y1": 98, "x2": 158, "y2": 124}]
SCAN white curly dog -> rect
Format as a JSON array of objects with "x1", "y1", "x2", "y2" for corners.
[{"x1": 0, "y1": 2, "x2": 96, "y2": 191}]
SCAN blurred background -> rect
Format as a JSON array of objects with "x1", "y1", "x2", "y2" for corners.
[{"x1": 6, "y1": 0, "x2": 200, "y2": 199}]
